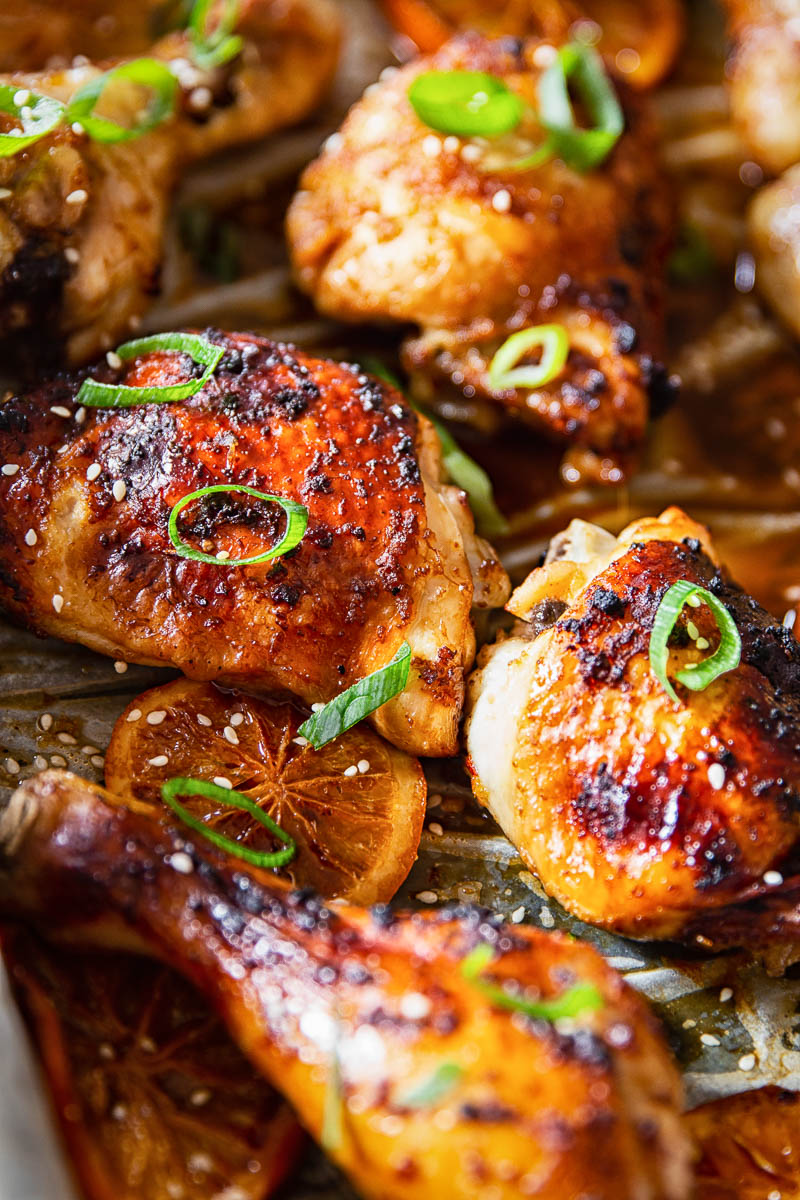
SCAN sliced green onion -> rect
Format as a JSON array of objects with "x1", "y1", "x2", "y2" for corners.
[
  {"x1": 160, "y1": 777, "x2": 296, "y2": 868},
  {"x1": 461, "y1": 943, "x2": 604, "y2": 1022},
  {"x1": 397, "y1": 1061, "x2": 463, "y2": 1108},
  {"x1": 538, "y1": 43, "x2": 624, "y2": 171},
  {"x1": 361, "y1": 358, "x2": 508, "y2": 539},
  {"x1": 64, "y1": 59, "x2": 177, "y2": 144},
  {"x1": 299, "y1": 642, "x2": 412, "y2": 750},
  {"x1": 487, "y1": 325, "x2": 570, "y2": 392},
  {"x1": 0, "y1": 85, "x2": 65, "y2": 158},
  {"x1": 77, "y1": 332, "x2": 224, "y2": 407},
  {"x1": 168, "y1": 484, "x2": 308, "y2": 566},
  {"x1": 408, "y1": 70, "x2": 523, "y2": 138},
  {"x1": 649, "y1": 580, "x2": 742, "y2": 703},
  {"x1": 189, "y1": 0, "x2": 244, "y2": 69}
]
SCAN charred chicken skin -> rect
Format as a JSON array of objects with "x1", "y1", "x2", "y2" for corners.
[
  {"x1": 0, "y1": 0, "x2": 340, "y2": 366},
  {"x1": 0, "y1": 769, "x2": 694, "y2": 1200},
  {"x1": 0, "y1": 331, "x2": 508, "y2": 757},
  {"x1": 288, "y1": 34, "x2": 675, "y2": 483},
  {"x1": 466, "y1": 507, "x2": 800, "y2": 950}
]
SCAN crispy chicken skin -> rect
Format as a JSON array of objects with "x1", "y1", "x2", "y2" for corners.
[
  {"x1": 721, "y1": 0, "x2": 800, "y2": 174},
  {"x1": 287, "y1": 34, "x2": 675, "y2": 483},
  {"x1": 0, "y1": 769, "x2": 693, "y2": 1200},
  {"x1": 0, "y1": 332, "x2": 508, "y2": 757},
  {"x1": 465, "y1": 507, "x2": 800, "y2": 950},
  {"x1": 0, "y1": 0, "x2": 340, "y2": 366}
]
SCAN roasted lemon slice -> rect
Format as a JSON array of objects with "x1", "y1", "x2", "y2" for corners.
[
  {"x1": 104, "y1": 679, "x2": 427, "y2": 905},
  {"x1": 688, "y1": 1087, "x2": 800, "y2": 1199},
  {"x1": 2, "y1": 927, "x2": 302, "y2": 1200}
]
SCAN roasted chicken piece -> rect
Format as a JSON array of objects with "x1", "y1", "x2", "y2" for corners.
[
  {"x1": 465, "y1": 507, "x2": 800, "y2": 950},
  {"x1": 688, "y1": 1087, "x2": 800, "y2": 1199},
  {"x1": 0, "y1": 331, "x2": 508, "y2": 757},
  {"x1": 722, "y1": 0, "x2": 800, "y2": 175},
  {"x1": 0, "y1": 769, "x2": 694, "y2": 1200},
  {"x1": 381, "y1": 0, "x2": 684, "y2": 90},
  {"x1": 0, "y1": 0, "x2": 340, "y2": 366},
  {"x1": 287, "y1": 34, "x2": 675, "y2": 484}
]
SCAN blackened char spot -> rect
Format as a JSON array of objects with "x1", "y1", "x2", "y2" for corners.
[{"x1": 574, "y1": 762, "x2": 630, "y2": 842}]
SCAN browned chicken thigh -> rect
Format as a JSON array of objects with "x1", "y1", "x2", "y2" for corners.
[
  {"x1": 466, "y1": 507, "x2": 800, "y2": 952},
  {"x1": 0, "y1": 331, "x2": 508, "y2": 757},
  {"x1": 0, "y1": 769, "x2": 694, "y2": 1200},
  {"x1": 288, "y1": 34, "x2": 675, "y2": 483},
  {"x1": 0, "y1": 0, "x2": 340, "y2": 365}
]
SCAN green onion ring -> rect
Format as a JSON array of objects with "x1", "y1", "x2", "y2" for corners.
[
  {"x1": 64, "y1": 58, "x2": 178, "y2": 144},
  {"x1": 408, "y1": 70, "x2": 524, "y2": 138},
  {"x1": 189, "y1": 0, "x2": 244, "y2": 70},
  {"x1": 487, "y1": 324, "x2": 570, "y2": 392},
  {"x1": 168, "y1": 484, "x2": 308, "y2": 566},
  {"x1": 461, "y1": 943, "x2": 604, "y2": 1021},
  {"x1": 77, "y1": 332, "x2": 224, "y2": 408},
  {"x1": 538, "y1": 42, "x2": 624, "y2": 171},
  {"x1": 0, "y1": 85, "x2": 65, "y2": 158},
  {"x1": 649, "y1": 580, "x2": 742, "y2": 703},
  {"x1": 298, "y1": 642, "x2": 412, "y2": 749},
  {"x1": 161, "y1": 777, "x2": 296, "y2": 868}
]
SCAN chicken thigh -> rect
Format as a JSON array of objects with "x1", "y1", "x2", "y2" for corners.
[
  {"x1": 0, "y1": 0, "x2": 340, "y2": 365},
  {"x1": 466, "y1": 507, "x2": 800, "y2": 950},
  {"x1": 0, "y1": 769, "x2": 693, "y2": 1200},
  {"x1": 0, "y1": 331, "x2": 508, "y2": 757},
  {"x1": 288, "y1": 33, "x2": 675, "y2": 483}
]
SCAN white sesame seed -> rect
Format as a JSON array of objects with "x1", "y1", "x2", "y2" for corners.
[
  {"x1": 86, "y1": 463, "x2": 101, "y2": 481},
  {"x1": 66, "y1": 188, "x2": 88, "y2": 205},
  {"x1": 427, "y1": 792, "x2": 442, "y2": 808},
  {"x1": 106, "y1": 350, "x2": 122, "y2": 369},
  {"x1": 292, "y1": 735, "x2": 308, "y2": 746},
  {"x1": 539, "y1": 906, "x2": 555, "y2": 928},
  {"x1": 428, "y1": 821, "x2": 443, "y2": 836},
  {"x1": 213, "y1": 776, "x2": 232, "y2": 789},
  {"x1": 33, "y1": 755, "x2": 47, "y2": 770},
  {"x1": 64, "y1": 246, "x2": 80, "y2": 264},
  {"x1": 5, "y1": 758, "x2": 20, "y2": 775},
  {"x1": 2, "y1": 464, "x2": 19, "y2": 476},
  {"x1": 491, "y1": 188, "x2": 512, "y2": 213},
  {"x1": 57, "y1": 732, "x2": 77, "y2": 745},
  {"x1": 71, "y1": 122, "x2": 84, "y2": 136},
  {"x1": 52, "y1": 593, "x2": 64, "y2": 613},
  {"x1": 416, "y1": 890, "x2": 438, "y2": 904},
  {"x1": 113, "y1": 660, "x2": 128, "y2": 673},
  {"x1": 511, "y1": 905, "x2": 526, "y2": 923},
  {"x1": 147, "y1": 755, "x2": 169, "y2": 767},
  {"x1": 112, "y1": 480, "x2": 126, "y2": 502},
  {"x1": 422, "y1": 134, "x2": 441, "y2": 157},
  {"x1": 216, "y1": 549, "x2": 230, "y2": 561},
  {"x1": 0, "y1": 188, "x2": 11, "y2": 200},
  {"x1": 98, "y1": 1043, "x2": 115, "y2": 1061},
  {"x1": 443, "y1": 135, "x2": 460, "y2": 153},
  {"x1": 460, "y1": 143, "x2": 481, "y2": 163},
  {"x1": 49, "y1": 754, "x2": 67, "y2": 767},
  {"x1": 126, "y1": 708, "x2": 142, "y2": 722},
  {"x1": 189, "y1": 86, "x2": 213, "y2": 111},
  {"x1": 223, "y1": 725, "x2": 239, "y2": 745},
  {"x1": 40, "y1": 713, "x2": 53, "y2": 731},
  {"x1": 682, "y1": 1018, "x2": 696, "y2": 1029},
  {"x1": 700, "y1": 1033, "x2": 720, "y2": 1047},
  {"x1": 50, "y1": 405, "x2": 72, "y2": 418},
  {"x1": 24, "y1": 529, "x2": 37, "y2": 546},
  {"x1": 81, "y1": 745, "x2": 99, "y2": 756},
  {"x1": 764, "y1": 870, "x2": 784, "y2": 887},
  {"x1": 74, "y1": 406, "x2": 86, "y2": 424},
  {"x1": 190, "y1": 1087, "x2": 211, "y2": 1106},
  {"x1": 187, "y1": 1152, "x2": 213, "y2": 1174},
  {"x1": 146, "y1": 710, "x2": 167, "y2": 725},
  {"x1": 90, "y1": 754, "x2": 104, "y2": 768},
  {"x1": 343, "y1": 765, "x2": 358, "y2": 777},
  {"x1": 13, "y1": 90, "x2": 30, "y2": 106},
  {"x1": 720, "y1": 987, "x2": 733, "y2": 1002},
  {"x1": 357, "y1": 759, "x2": 370, "y2": 773},
  {"x1": 686, "y1": 593, "x2": 702, "y2": 607},
  {"x1": 707, "y1": 763, "x2": 726, "y2": 791},
  {"x1": 229, "y1": 712, "x2": 244, "y2": 726},
  {"x1": 738, "y1": 1053, "x2": 756, "y2": 1071},
  {"x1": 311, "y1": 702, "x2": 324, "y2": 712},
  {"x1": 695, "y1": 637, "x2": 710, "y2": 650},
  {"x1": 686, "y1": 620, "x2": 699, "y2": 640},
  {"x1": 139, "y1": 1036, "x2": 156, "y2": 1053},
  {"x1": 197, "y1": 714, "x2": 212, "y2": 726},
  {"x1": 111, "y1": 1103, "x2": 127, "y2": 1121}
]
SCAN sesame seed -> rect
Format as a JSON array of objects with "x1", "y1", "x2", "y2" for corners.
[
  {"x1": 86, "y1": 463, "x2": 101, "y2": 481},
  {"x1": 50, "y1": 754, "x2": 67, "y2": 767},
  {"x1": 71, "y1": 122, "x2": 84, "y2": 136},
  {"x1": 187, "y1": 1152, "x2": 213, "y2": 1174},
  {"x1": 492, "y1": 188, "x2": 512, "y2": 213},
  {"x1": 416, "y1": 890, "x2": 438, "y2": 904},
  {"x1": 292, "y1": 735, "x2": 308, "y2": 746},
  {"x1": 146, "y1": 710, "x2": 167, "y2": 725},
  {"x1": 81, "y1": 745, "x2": 99, "y2": 756},
  {"x1": 695, "y1": 637, "x2": 710, "y2": 650},
  {"x1": 139, "y1": 1036, "x2": 156, "y2": 1053},
  {"x1": 33, "y1": 755, "x2": 47, "y2": 770},
  {"x1": 13, "y1": 90, "x2": 30, "y2": 106},
  {"x1": 114, "y1": 660, "x2": 128, "y2": 673},
  {"x1": 700, "y1": 1033, "x2": 720, "y2": 1047},
  {"x1": 90, "y1": 754, "x2": 104, "y2": 768},
  {"x1": 112, "y1": 479, "x2": 126, "y2": 502},
  {"x1": 216, "y1": 549, "x2": 230, "y2": 561},
  {"x1": 40, "y1": 713, "x2": 53, "y2": 731},
  {"x1": 738, "y1": 1053, "x2": 756, "y2": 1071},
  {"x1": 52, "y1": 594, "x2": 64, "y2": 613},
  {"x1": 682, "y1": 1018, "x2": 696, "y2": 1029},
  {"x1": 98, "y1": 1043, "x2": 115, "y2": 1060},
  {"x1": 311, "y1": 702, "x2": 324, "y2": 712},
  {"x1": 427, "y1": 792, "x2": 442, "y2": 808},
  {"x1": 539, "y1": 906, "x2": 555, "y2": 928},
  {"x1": 24, "y1": 529, "x2": 37, "y2": 546},
  {"x1": 147, "y1": 754, "x2": 169, "y2": 767},
  {"x1": 189, "y1": 86, "x2": 213, "y2": 111},
  {"x1": 50, "y1": 405, "x2": 72, "y2": 418},
  {"x1": 422, "y1": 134, "x2": 441, "y2": 157},
  {"x1": 0, "y1": 188, "x2": 11, "y2": 200},
  {"x1": 2, "y1": 464, "x2": 19, "y2": 476},
  {"x1": 686, "y1": 593, "x2": 702, "y2": 607},
  {"x1": 707, "y1": 763, "x2": 726, "y2": 791},
  {"x1": 197, "y1": 714, "x2": 212, "y2": 726},
  {"x1": 111, "y1": 1104, "x2": 127, "y2": 1120},
  {"x1": 74, "y1": 406, "x2": 86, "y2": 423},
  {"x1": 343, "y1": 765, "x2": 358, "y2": 777},
  {"x1": 686, "y1": 620, "x2": 699, "y2": 640},
  {"x1": 357, "y1": 759, "x2": 370, "y2": 773},
  {"x1": 4, "y1": 758, "x2": 20, "y2": 775},
  {"x1": 229, "y1": 712, "x2": 244, "y2": 726},
  {"x1": 764, "y1": 870, "x2": 784, "y2": 887},
  {"x1": 126, "y1": 708, "x2": 142, "y2": 722},
  {"x1": 57, "y1": 732, "x2": 77, "y2": 745},
  {"x1": 428, "y1": 822, "x2": 443, "y2": 836},
  {"x1": 223, "y1": 725, "x2": 239, "y2": 745},
  {"x1": 511, "y1": 905, "x2": 526, "y2": 923},
  {"x1": 190, "y1": 1087, "x2": 211, "y2": 1106},
  {"x1": 213, "y1": 776, "x2": 232, "y2": 789},
  {"x1": 443, "y1": 135, "x2": 460, "y2": 153},
  {"x1": 66, "y1": 188, "x2": 88, "y2": 204},
  {"x1": 106, "y1": 350, "x2": 122, "y2": 369},
  {"x1": 720, "y1": 987, "x2": 733, "y2": 1002},
  {"x1": 460, "y1": 143, "x2": 481, "y2": 162}
]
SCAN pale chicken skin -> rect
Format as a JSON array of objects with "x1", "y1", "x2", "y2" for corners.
[
  {"x1": 0, "y1": 332, "x2": 508, "y2": 757},
  {"x1": 465, "y1": 507, "x2": 800, "y2": 949},
  {"x1": 0, "y1": 769, "x2": 693, "y2": 1200},
  {"x1": 288, "y1": 34, "x2": 675, "y2": 483},
  {"x1": 0, "y1": 0, "x2": 340, "y2": 366}
]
